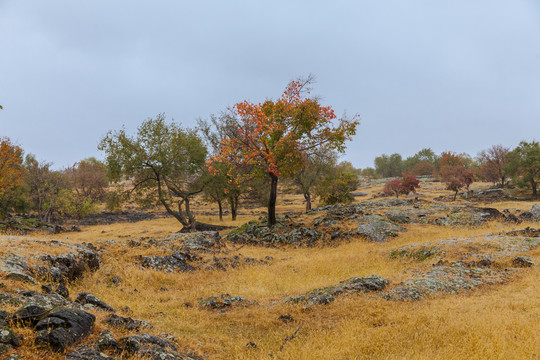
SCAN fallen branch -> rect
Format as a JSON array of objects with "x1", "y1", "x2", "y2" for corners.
[{"x1": 279, "y1": 326, "x2": 302, "y2": 352}]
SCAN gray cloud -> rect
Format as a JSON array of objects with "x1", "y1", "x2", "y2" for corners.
[{"x1": 1, "y1": 0, "x2": 539, "y2": 168}]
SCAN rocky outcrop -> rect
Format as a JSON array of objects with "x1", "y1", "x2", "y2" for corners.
[
  {"x1": 285, "y1": 275, "x2": 389, "y2": 305},
  {"x1": 75, "y1": 293, "x2": 115, "y2": 312}
]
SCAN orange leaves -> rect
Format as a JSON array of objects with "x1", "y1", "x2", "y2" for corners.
[
  {"x1": 0, "y1": 137, "x2": 24, "y2": 196},
  {"x1": 209, "y1": 76, "x2": 359, "y2": 180}
]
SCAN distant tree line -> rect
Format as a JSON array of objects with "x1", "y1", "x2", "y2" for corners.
[{"x1": 364, "y1": 142, "x2": 540, "y2": 198}]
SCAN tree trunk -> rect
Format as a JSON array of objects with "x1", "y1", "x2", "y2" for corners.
[
  {"x1": 230, "y1": 195, "x2": 238, "y2": 221},
  {"x1": 268, "y1": 172, "x2": 278, "y2": 226},
  {"x1": 453, "y1": 190, "x2": 458, "y2": 201},
  {"x1": 532, "y1": 179, "x2": 538, "y2": 196},
  {"x1": 304, "y1": 191, "x2": 311, "y2": 212},
  {"x1": 218, "y1": 200, "x2": 223, "y2": 221}
]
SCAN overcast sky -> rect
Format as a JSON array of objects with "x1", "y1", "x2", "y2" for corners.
[{"x1": 1, "y1": 1, "x2": 539, "y2": 169}]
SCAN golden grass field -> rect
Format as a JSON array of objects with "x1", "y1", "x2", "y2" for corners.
[{"x1": 1, "y1": 180, "x2": 539, "y2": 359}]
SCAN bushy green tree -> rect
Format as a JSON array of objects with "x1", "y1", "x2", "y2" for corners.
[
  {"x1": 99, "y1": 114, "x2": 207, "y2": 231},
  {"x1": 505, "y1": 141, "x2": 540, "y2": 196},
  {"x1": 374, "y1": 153, "x2": 403, "y2": 178},
  {"x1": 316, "y1": 161, "x2": 359, "y2": 205}
]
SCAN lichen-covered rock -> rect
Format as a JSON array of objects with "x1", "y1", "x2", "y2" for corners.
[
  {"x1": 35, "y1": 307, "x2": 95, "y2": 352},
  {"x1": 103, "y1": 314, "x2": 152, "y2": 331},
  {"x1": 64, "y1": 347, "x2": 112, "y2": 360},
  {"x1": 512, "y1": 256, "x2": 534, "y2": 268},
  {"x1": 381, "y1": 264, "x2": 511, "y2": 301},
  {"x1": 42, "y1": 283, "x2": 70, "y2": 300},
  {"x1": 39, "y1": 248, "x2": 100, "y2": 282},
  {"x1": 284, "y1": 275, "x2": 389, "y2": 305},
  {"x1": 75, "y1": 293, "x2": 115, "y2": 312},
  {"x1": 10, "y1": 304, "x2": 48, "y2": 326},
  {"x1": 198, "y1": 294, "x2": 255, "y2": 310},
  {"x1": 531, "y1": 204, "x2": 540, "y2": 221},
  {"x1": 138, "y1": 253, "x2": 195, "y2": 273},
  {"x1": 357, "y1": 215, "x2": 405, "y2": 242},
  {"x1": 0, "y1": 326, "x2": 22, "y2": 355}
]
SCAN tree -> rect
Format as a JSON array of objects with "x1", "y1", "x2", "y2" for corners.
[
  {"x1": 99, "y1": 114, "x2": 208, "y2": 231},
  {"x1": 0, "y1": 138, "x2": 24, "y2": 219},
  {"x1": 505, "y1": 141, "x2": 540, "y2": 196},
  {"x1": 211, "y1": 76, "x2": 359, "y2": 226},
  {"x1": 383, "y1": 178, "x2": 404, "y2": 198},
  {"x1": 24, "y1": 154, "x2": 71, "y2": 222},
  {"x1": 477, "y1": 145, "x2": 510, "y2": 187},
  {"x1": 65, "y1": 158, "x2": 108, "y2": 202},
  {"x1": 316, "y1": 161, "x2": 360, "y2": 205},
  {"x1": 441, "y1": 165, "x2": 474, "y2": 200},
  {"x1": 292, "y1": 147, "x2": 337, "y2": 212},
  {"x1": 374, "y1": 153, "x2": 403, "y2": 178},
  {"x1": 383, "y1": 173, "x2": 420, "y2": 198}
]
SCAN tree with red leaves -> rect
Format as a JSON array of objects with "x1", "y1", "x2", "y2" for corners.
[
  {"x1": 384, "y1": 173, "x2": 420, "y2": 198},
  {"x1": 441, "y1": 165, "x2": 474, "y2": 200},
  {"x1": 212, "y1": 75, "x2": 359, "y2": 225}
]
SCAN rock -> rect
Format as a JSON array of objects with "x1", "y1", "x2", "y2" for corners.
[
  {"x1": 5, "y1": 271, "x2": 36, "y2": 284},
  {"x1": 138, "y1": 253, "x2": 195, "y2": 273},
  {"x1": 103, "y1": 314, "x2": 152, "y2": 331},
  {"x1": 95, "y1": 330, "x2": 121, "y2": 352},
  {"x1": 64, "y1": 348, "x2": 112, "y2": 359},
  {"x1": 0, "y1": 310, "x2": 10, "y2": 327},
  {"x1": 0, "y1": 326, "x2": 22, "y2": 355},
  {"x1": 518, "y1": 211, "x2": 534, "y2": 221},
  {"x1": 285, "y1": 275, "x2": 389, "y2": 305},
  {"x1": 39, "y1": 248, "x2": 100, "y2": 282},
  {"x1": 531, "y1": 204, "x2": 540, "y2": 221},
  {"x1": 10, "y1": 304, "x2": 48, "y2": 326},
  {"x1": 357, "y1": 215, "x2": 405, "y2": 242},
  {"x1": 35, "y1": 307, "x2": 95, "y2": 352},
  {"x1": 118, "y1": 333, "x2": 177, "y2": 354},
  {"x1": 75, "y1": 293, "x2": 115, "y2": 312},
  {"x1": 197, "y1": 294, "x2": 254, "y2": 310},
  {"x1": 167, "y1": 231, "x2": 222, "y2": 251},
  {"x1": 512, "y1": 256, "x2": 534, "y2": 268},
  {"x1": 42, "y1": 283, "x2": 70, "y2": 299},
  {"x1": 278, "y1": 314, "x2": 293, "y2": 322}
]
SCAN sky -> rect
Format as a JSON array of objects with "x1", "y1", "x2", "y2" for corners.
[{"x1": 1, "y1": 1, "x2": 539, "y2": 169}]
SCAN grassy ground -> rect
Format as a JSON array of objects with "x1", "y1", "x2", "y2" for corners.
[{"x1": 1, "y1": 180, "x2": 540, "y2": 359}]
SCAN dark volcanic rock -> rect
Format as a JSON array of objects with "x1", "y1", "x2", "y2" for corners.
[
  {"x1": 35, "y1": 307, "x2": 95, "y2": 352},
  {"x1": 10, "y1": 304, "x2": 48, "y2": 326},
  {"x1": 64, "y1": 348, "x2": 112, "y2": 360},
  {"x1": 119, "y1": 333, "x2": 177, "y2": 353},
  {"x1": 103, "y1": 314, "x2": 152, "y2": 331},
  {"x1": 0, "y1": 326, "x2": 22, "y2": 355},
  {"x1": 75, "y1": 293, "x2": 115, "y2": 312},
  {"x1": 42, "y1": 283, "x2": 70, "y2": 299},
  {"x1": 39, "y1": 248, "x2": 100, "y2": 282}
]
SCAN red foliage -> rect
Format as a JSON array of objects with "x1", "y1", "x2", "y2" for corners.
[
  {"x1": 384, "y1": 174, "x2": 420, "y2": 198},
  {"x1": 440, "y1": 165, "x2": 474, "y2": 200}
]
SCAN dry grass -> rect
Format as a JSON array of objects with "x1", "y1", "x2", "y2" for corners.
[{"x1": 1, "y1": 181, "x2": 539, "y2": 359}]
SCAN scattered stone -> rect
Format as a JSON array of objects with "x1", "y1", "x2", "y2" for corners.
[
  {"x1": 38, "y1": 248, "x2": 100, "y2": 282},
  {"x1": 35, "y1": 307, "x2": 95, "y2": 352},
  {"x1": 390, "y1": 245, "x2": 440, "y2": 261},
  {"x1": 278, "y1": 314, "x2": 294, "y2": 323},
  {"x1": 285, "y1": 275, "x2": 389, "y2": 305},
  {"x1": 10, "y1": 304, "x2": 48, "y2": 326},
  {"x1": 246, "y1": 341, "x2": 257, "y2": 348},
  {"x1": 75, "y1": 293, "x2": 115, "y2": 312},
  {"x1": 138, "y1": 253, "x2": 195, "y2": 273},
  {"x1": 5, "y1": 271, "x2": 36, "y2": 284},
  {"x1": 64, "y1": 348, "x2": 112, "y2": 359},
  {"x1": 0, "y1": 326, "x2": 22, "y2": 355},
  {"x1": 531, "y1": 204, "x2": 540, "y2": 221},
  {"x1": 198, "y1": 294, "x2": 255, "y2": 310},
  {"x1": 42, "y1": 283, "x2": 70, "y2": 299},
  {"x1": 103, "y1": 314, "x2": 152, "y2": 331},
  {"x1": 512, "y1": 256, "x2": 534, "y2": 268},
  {"x1": 95, "y1": 330, "x2": 121, "y2": 353}
]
